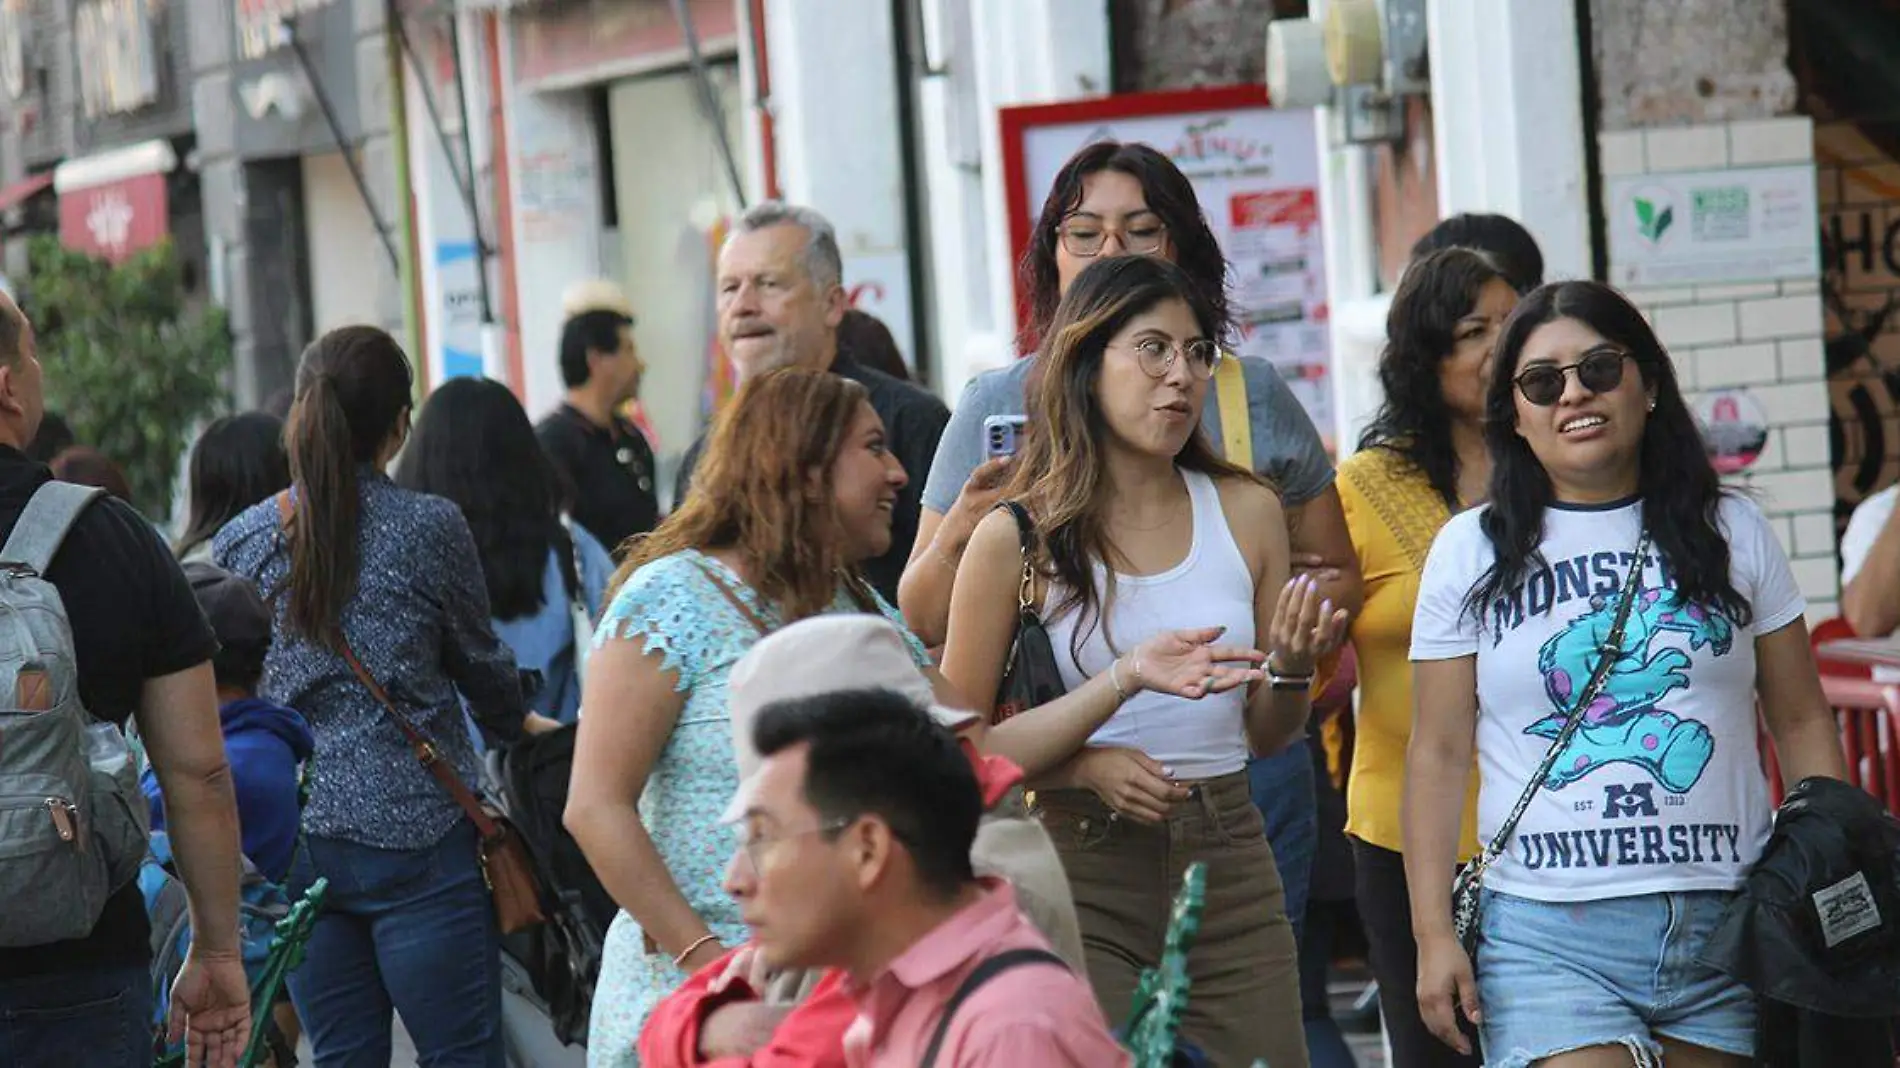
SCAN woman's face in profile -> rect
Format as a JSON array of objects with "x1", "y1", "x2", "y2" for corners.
[
  {"x1": 1439, "y1": 277, "x2": 1519, "y2": 423},
  {"x1": 824, "y1": 400, "x2": 907, "y2": 563}
]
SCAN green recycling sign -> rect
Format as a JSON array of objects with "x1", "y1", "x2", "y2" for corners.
[{"x1": 1607, "y1": 164, "x2": 1819, "y2": 287}]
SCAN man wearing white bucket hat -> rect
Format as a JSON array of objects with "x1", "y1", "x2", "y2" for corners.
[{"x1": 637, "y1": 614, "x2": 1088, "y2": 1066}]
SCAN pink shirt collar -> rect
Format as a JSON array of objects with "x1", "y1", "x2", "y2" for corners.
[{"x1": 870, "y1": 877, "x2": 1019, "y2": 993}]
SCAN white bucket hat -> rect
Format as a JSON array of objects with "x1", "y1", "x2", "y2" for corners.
[{"x1": 720, "y1": 615, "x2": 978, "y2": 824}]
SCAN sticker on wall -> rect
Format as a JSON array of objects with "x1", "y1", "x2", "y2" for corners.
[{"x1": 1697, "y1": 389, "x2": 1770, "y2": 474}]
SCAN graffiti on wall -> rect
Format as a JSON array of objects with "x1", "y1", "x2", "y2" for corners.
[{"x1": 1820, "y1": 122, "x2": 1900, "y2": 534}]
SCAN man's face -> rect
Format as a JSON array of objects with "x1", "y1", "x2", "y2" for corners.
[
  {"x1": 0, "y1": 296, "x2": 44, "y2": 445},
  {"x1": 716, "y1": 224, "x2": 844, "y2": 380},
  {"x1": 723, "y1": 744, "x2": 861, "y2": 971},
  {"x1": 597, "y1": 322, "x2": 643, "y2": 403}
]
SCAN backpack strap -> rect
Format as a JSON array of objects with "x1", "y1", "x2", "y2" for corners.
[
  {"x1": 1, "y1": 481, "x2": 104, "y2": 575},
  {"x1": 1212, "y1": 355, "x2": 1252, "y2": 471},
  {"x1": 917, "y1": 947, "x2": 1068, "y2": 1068}
]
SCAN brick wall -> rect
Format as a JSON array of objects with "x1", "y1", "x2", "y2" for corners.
[{"x1": 1598, "y1": 115, "x2": 1839, "y2": 622}]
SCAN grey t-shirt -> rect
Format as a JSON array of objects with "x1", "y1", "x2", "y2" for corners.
[{"x1": 920, "y1": 354, "x2": 1335, "y2": 515}]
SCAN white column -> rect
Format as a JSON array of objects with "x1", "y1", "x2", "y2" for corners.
[
  {"x1": 1427, "y1": 0, "x2": 1592, "y2": 281},
  {"x1": 763, "y1": 0, "x2": 918, "y2": 365},
  {"x1": 912, "y1": 0, "x2": 1108, "y2": 398},
  {"x1": 1307, "y1": 0, "x2": 1385, "y2": 455},
  {"x1": 496, "y1": 17, "x2": 605, "y2": 419}
]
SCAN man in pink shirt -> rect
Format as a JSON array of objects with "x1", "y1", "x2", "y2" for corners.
[{"x1": 729, "y1": 688, "x2": 1128, "y2": 1068}]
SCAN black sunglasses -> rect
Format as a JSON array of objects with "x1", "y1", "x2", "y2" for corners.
[{"x1": 1513, "y1": 348, "x2": 1632, "y2": 407}]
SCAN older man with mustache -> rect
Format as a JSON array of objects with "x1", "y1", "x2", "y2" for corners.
[{"x1": 674, "y1": 202, "x2": 949, "y2": 604}]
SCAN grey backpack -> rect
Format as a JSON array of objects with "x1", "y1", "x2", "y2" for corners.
[{"x1": 0, "y1": 481, "x2": 149, "y2": 946}]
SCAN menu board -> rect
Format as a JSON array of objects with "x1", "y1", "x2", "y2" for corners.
[{"x1": 1001, "y1": 86, "x2": 1333, "y2": 446}]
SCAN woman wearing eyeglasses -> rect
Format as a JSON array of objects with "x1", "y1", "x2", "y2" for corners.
[
  {"x1": 899, "y1": 141, "x2": 1357, "y2": 652},
  {"x1": 1404, "y1": 281, "x2": 1846, "y2": 1068},
  {"x1": 942, "y1": 255, "x2": 1346, "y2": 1068}
]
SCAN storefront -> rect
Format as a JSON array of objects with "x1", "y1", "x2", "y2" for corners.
[
  {"x1": 492, "y1": 0, "x2": 749, "y2": 467},
  {"x1": 192, "y1": 0, "x2": 398, "y2": 406}
]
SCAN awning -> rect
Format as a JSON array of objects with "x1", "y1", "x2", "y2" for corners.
[
  {"x1": 53, "y1": 140, "x2": 177, "y2": 262},
  {"x1": 0, "y1": 172, "x2": 53, "y2": 213},
  {"x1": 53, "y1": 139, "x2": 176, "y2": 195}
]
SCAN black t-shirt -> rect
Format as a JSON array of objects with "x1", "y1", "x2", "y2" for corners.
[
  {"x1": 536, "y1": 404, "x2": 660, "y2": 559},
  {"x1": 674, "y1": 353, "x2": 950, "y2": 603},
  {"x1": 0, "y1": 447, "x2": 219, "y2": 978}
]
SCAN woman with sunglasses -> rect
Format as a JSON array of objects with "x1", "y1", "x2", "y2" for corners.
[
  {"x1": 943, "y1": 255, "x2": 1346, "y2": 1068},
  {"x1": 1404, "y1": 281, "x2": 1846, "y2": 1068}
]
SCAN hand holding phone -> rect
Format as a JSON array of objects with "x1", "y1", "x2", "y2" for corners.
[{"x1": 983, "y1": 414, "x2": 1028, "y2": 459}]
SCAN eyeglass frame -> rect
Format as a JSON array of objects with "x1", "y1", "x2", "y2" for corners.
[
  {"x1": 1113, "y1": 337, "x2": 1223, "y2": 381},
  {"x1": 1056, "y1": 215, "x2": 1169, "y2": 258},
  {"x1": 1511, "y1": 346, "x2": 1635, "y2": 407},
  {"x1": 733, "y1": 815, "x2": 852, "y2": 874}
]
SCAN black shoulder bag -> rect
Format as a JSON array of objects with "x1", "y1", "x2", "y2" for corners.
[{"x1": 992, "y1": 501, "x2": 1068, "y2": 723}]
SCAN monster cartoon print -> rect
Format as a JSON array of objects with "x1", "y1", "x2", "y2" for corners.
[{"x1": 1528, "y1": 583, "x2": 1734, "y2": 793}]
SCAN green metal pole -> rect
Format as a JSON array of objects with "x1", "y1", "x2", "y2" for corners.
[{"x1": 385, "y1": 0, "x2": 424, "y2": 404}]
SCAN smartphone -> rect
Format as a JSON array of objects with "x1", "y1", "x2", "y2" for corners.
[{"x1": 983, "y1": 414, "x2": 1029, "y2": 459}]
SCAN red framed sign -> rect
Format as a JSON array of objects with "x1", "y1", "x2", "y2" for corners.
[{"x1": 997, "y1": 84, "x2": 1333, "y2": 440}]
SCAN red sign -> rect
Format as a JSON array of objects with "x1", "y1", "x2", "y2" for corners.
[
  {"x1": 59, "y1": 171, "x2": 168, "y2": 262},
  {"x1": 510, "y1": 0, "x2": 736, "y2": 89},
  {"x1": 1231, "y1": 188, "x2": 1318, "y2": 231}
]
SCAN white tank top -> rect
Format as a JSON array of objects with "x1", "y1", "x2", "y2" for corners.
[{"x1": 1044, "y1": 469, "x2": 1257, "y2": 779}]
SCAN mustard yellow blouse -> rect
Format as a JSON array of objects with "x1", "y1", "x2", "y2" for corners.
[{"x1": 1337, "y1": 447, "x2": 1480, "y2": 859}]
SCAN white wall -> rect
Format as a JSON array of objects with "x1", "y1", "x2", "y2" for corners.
[
  {"x1": 608, "y1": 65, "x2": 746, "y2": 467},
  {"x1": 762, "y1": 0, "x2": 921, "y2": 372},
  {"x1": 909, "y1": 0, "x2": 1110, "y2": 399},
  {"x1": 1601, "y1": 117, "x2": 1837, "y2": 622},
  {"x1": 498, "y1": 19, "x2": 606, "y2": 423},
  {"x1": 1426, "y1": 0, "x2": 1591, "y2": 281},
  {"x1": 301, "y1": 152, "x2": 383, "y2": 334}
]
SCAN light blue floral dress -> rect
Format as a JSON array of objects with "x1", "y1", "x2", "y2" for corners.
[{"x1": 585, "y1": 549, "x2": 927, "y2": 1066}]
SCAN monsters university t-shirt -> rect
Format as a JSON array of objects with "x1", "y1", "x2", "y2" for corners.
[{"x1": 1411, "y1": 494, "x2": 1803, "y2": 902}]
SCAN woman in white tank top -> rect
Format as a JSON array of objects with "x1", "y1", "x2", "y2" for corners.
[{"x1": 941, "y1": 255, "x2": 1346, "y2": 1068}]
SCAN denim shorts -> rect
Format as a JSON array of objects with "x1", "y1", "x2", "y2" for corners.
[{"x1": 1475, "y1": 888, "x2": 1754, "y2": 1068}]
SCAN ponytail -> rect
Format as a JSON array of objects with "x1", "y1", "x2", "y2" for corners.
[
  {"x1": 279, "y1": 325, "x2": 414, "y2": 652},
  {"x1": 286, "y1": 375, "x2": 360, "y2": 651}
]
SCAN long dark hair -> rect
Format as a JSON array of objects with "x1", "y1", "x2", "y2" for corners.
[
  {"x1": 284, "y1": 326, "x2": 414, "y2": 651},
  {"x1": 1467, "y1": 281, "x2": 1748, "y2": 626},
  {"x1": 1359, "y1": 248, "x2": 1506, "y2": 508},
  {"x1": 1006, "y1": 255, "x2": 1260, "y2": 659},
  {"x1": 1020, "y1": 141, "x2": 1231, "y2": 348},
  {"x1": 177, "y1": 411, "x2": 290, "y2": 559},
  {"x1": 395, "y1": 377, "x2": 576, "y2": 622}
]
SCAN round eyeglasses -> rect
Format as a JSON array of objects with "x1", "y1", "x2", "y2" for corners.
[
  {"x1": 1513, "y1": 348, "x2": 1632, "y2": 407},
  {"x1": 1118, "y1": 337, "x2": 1222, "y2": 381},
  {"x1": 1057, "y1": 219, "x2": 1168, "y2": 258}
]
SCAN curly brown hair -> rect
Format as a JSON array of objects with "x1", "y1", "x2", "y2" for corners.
[{"x1": 611, "y1": 368, "x2": 874, "y2": 620}]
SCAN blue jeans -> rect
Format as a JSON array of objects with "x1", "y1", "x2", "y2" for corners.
[
  {"x1": 287, "y1": 819, "x2": 503, "y2": 1068},
  {"x1": 1248, "y1": 742, "x2": 1318, "y2": 944},
  {"x1": 1476, "y1": 889, "x2": 1754, "y2": 1068},
  {"x1": 0, "y1": 962, "x2": 151, "y2": 1068}
]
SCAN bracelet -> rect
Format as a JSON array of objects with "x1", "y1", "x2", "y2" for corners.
[
  {"x1": 1268, "y1": 673, "x2": 1313, "y2": 692},
  {"x1": 1108, "y1": 657, "x2": 1130, "y2": 701},
  {"x1": 1130, "y1": 655, "x2": 1144, "y2": 689},
  {"x1": 673, "y1": 932, "x2": 719, "y2": 967}
]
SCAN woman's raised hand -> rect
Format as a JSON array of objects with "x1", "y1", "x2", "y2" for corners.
[
  {"x1": 1126, "y1": 626, "x2": 1265, "y2": 699},
  {"x1": 1268, "y1": 574, "x2": 1349, "y2": 677}
]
